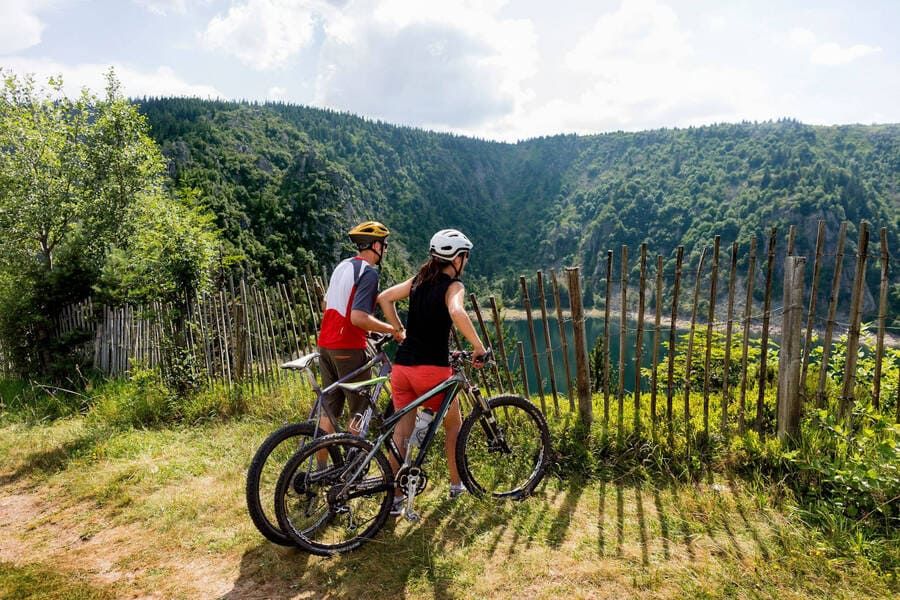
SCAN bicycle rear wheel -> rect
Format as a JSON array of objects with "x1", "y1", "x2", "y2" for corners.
[
  {"x1": 457, "y1": 394, "x2": 550, "y2": 499},
  {"x1": 246, "y1": 421, "x2": 337, "y2": 546},
  {"x1": 275, "y1": 434, "x2": 394, "y2": 555}
]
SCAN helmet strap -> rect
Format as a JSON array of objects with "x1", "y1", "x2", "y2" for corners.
[{"x1": 362, "y1": 241, "x2": 383, "y2": 265}]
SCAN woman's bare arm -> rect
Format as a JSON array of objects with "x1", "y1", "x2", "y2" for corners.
[
  {"x1": 376, "y1": 277, "x2": 413, "y2": 341},
  {"x1": 446, "y1": 282, "x2": 486, "y2": 357}
]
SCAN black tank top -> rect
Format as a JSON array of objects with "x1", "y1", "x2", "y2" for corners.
[{"x1": 395, "y1": 273, "x2": 459, "y2": 367}]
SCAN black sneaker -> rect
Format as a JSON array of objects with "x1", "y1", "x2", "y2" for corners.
[{"x1": 449, "y1": 483, "x2": 467, "y2": 499}]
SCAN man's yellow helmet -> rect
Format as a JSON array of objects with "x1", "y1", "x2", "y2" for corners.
[{"x1": 348, "y1": 221, "x2": 390, "y2": 247}]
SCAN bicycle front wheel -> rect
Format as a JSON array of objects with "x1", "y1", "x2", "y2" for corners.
[
  {"x1": 274, "y1": 434, "x2": 394, "y2": 555},
  {"x1": 457, "y1": 394, "x2": 551, "y2": 500}
]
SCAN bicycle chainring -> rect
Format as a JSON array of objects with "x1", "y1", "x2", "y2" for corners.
[{"x1": 396, "y1": 466, "x2": 428, "y2": 495}]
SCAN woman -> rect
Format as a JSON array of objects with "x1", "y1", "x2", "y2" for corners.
[{"x1": 377, "y1": 229, "x2": 487, "y2": 509}]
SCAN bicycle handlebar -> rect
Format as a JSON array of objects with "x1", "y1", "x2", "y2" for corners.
[
  {"x1": 450, "y1": 347, "x2": 494, "y2": 367},
  {"x1": 368, "y1": 332, "x2": 393, "y2": 352}
]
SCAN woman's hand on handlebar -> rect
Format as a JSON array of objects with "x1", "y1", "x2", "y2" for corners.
[{"x1": 472, "y1": 347, "x2": 491, "y2": 369}]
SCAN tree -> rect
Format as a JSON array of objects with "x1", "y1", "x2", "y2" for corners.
[
  {"x1": 96, "y1": 188, "x2": 219, "y2": 306},
  {"x1": 0, "y1": 69, "x2": 165, "y2": 273},
  {"x1": 0, "y1": 70, "x2": 215, "y2": 378}
]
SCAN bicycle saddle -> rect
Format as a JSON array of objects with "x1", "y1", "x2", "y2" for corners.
[
  {"x1": 336, "y1": 375, "x2": 389, "y2": 391},
  {"x1": 279, "y1": 352, "x2": 320, "y2": 370}
]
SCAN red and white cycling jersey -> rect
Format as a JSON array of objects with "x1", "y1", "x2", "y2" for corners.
[{"x1": 318, "y1": 257, "x2": 379, "y2": 350}]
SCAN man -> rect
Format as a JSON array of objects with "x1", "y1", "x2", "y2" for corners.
[{"x1": 317, "y1": 221, "x2": 403, "y2": 435}]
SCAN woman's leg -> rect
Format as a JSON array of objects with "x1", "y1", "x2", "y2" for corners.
[
  {"x1": 391, "y1": 412, "x2": 417, "y2": 497},
  {"x1": 442, "y1": 398, "x2": 462, "y2": 486}
]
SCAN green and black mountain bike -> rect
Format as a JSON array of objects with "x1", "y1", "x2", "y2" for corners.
[{"x1": 273, "y1": 349, "x2": 552, "y2": 555}]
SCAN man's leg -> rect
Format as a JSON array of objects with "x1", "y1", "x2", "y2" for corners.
[
  {"x1": 317, "y1": 349, "x2": 344, "y2": 466},
  {"x1": 328, "y1": 348, "x2": 371, "y2": 436}
]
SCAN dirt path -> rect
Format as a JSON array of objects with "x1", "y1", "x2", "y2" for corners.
[{"x1": 0, "y1": 482, "x2": 238, "y2": 599}]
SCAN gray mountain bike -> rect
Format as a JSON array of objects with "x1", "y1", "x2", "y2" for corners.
[{"x1": 245, "y1": 333, "x2": 394, "y2": 546}]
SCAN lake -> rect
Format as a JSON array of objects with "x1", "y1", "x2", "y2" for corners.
[{"x1": 499, "y1": 316, "x2": 678, "y2": 396}]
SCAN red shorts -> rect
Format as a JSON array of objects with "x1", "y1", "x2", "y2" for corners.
[{"x1": 391, "y1": 364, "x2": 454, "y2": 412}]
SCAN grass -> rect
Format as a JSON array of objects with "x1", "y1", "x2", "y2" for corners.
[
  {"x1": 1, "y1": 413, "x2": 897, "y2": 598},
  {"x1": 0, "y1": 372, "x2": 897, "y2": 598},
  {"x1": 0, "y1": 561, "x2": 117, "y2": 599}
]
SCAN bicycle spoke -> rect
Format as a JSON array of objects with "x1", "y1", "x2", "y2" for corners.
[
  {"x1": 277, "y1": 436, "x2": 392, "y2": 553},
  {"x1": 460, "y1": 396, "x2": 549, "y2": 498}
]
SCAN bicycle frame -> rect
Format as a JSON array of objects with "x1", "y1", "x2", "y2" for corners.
[
  {"x1": 342, "y1": 358, "x2": 500, "y2": 489},
  {"x1": 300, "y1": 346, "x2": 393, "y2": 438}
]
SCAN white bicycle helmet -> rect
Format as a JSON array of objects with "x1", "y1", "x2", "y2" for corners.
[{"x1": 429, "y1": 229, "x2": 473, "y2": 261}]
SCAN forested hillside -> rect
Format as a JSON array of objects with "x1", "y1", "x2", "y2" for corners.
[{"x1": 138, "y1": 98, "x2": 899, "y2": 307}]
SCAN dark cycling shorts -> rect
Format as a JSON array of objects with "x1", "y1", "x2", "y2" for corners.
[{"x1": 318, "y1": 347, "x2": 371, "y2": 424}]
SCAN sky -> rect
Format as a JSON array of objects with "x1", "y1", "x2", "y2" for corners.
[{"x1": 2, "y1": 0, "x2": 898, "y2": 141}]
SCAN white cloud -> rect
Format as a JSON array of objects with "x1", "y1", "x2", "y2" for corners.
[
  {"x1": 134, "y1": 0, "x2": 188, "y2": 15},
  {"x1": 477, "y1": 0, "x2": 775, "y2": 140},
  {"x1": 788, "y1": 27, "x2": 816, "y2": 48},
  {"x1": 565, "y1": 0, "x2": 690, "y2": 74},
  {"x1": 787, "y1": 27, "x2": 881, "y2": 66},
  {"x1": 313, "y1": 0, "x2": 538, "y2": 129},
  {"x1": 810, "y1": 42, "x2": 880, "y2": 66},
  {"x1": 1, "y1": 58, "x2": 224, "y2": 99},
  {"x1": 0, "y1": 1, "x2": 49, "y2": 54},
  {"x1": 199, "y1": 0, "x2": 328, "y2": 70},
  {"x1": 267, "y1": 85, "x2": 287, "y2": 100}
]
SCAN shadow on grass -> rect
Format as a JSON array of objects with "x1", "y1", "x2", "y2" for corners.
[
  {"x1": 725, "y1": 474, "x2": 770, "y2": 560},
  {"x1": 223, "y1": 490, "x2": 495, "y2": 599},
  {"x1": 0, "y1": 427, "x2": 106, "y2": 486},
  {"x1": 545, "y1": 479, "x2": 585, "y2": 548}
]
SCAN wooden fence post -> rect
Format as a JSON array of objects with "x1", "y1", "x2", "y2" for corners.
[
  {"x1": 840, "y1": 222, "x2": 870, "y2": 416},
  {"x1": 634, "y1": 244, "x2": 647, "y2": 436},
  {"x1": 239, "y1": 281, "x2": 256, "y2": 396},
  {"x1": 470, "y1": 294, "x2": 502, "y2": 397},
  {"x1": 702, "y1": 236, "x2": 720, "y2": 439},
  {"x1": 817, "y1": 222, "x2": 848, "y2": 408},
  {"x1": 722, "y1": 242, "x2": 738, "y2": 436},
  {"x1": 666, "y1": 246, "x2": 685, "y2": 438},
  {"x1": 800, "y1": 220, "x2": 826, "y2": 402},
  {"x1": 566, "y1": 267, "x2": 593, "y2": 427},
  {"x1": 651, "y1": 255, "x2": 663, "y2": 435},
  {"x1": 778, "y1": 256, "x2": 806, "y2": 442},
  {"x1": 683, "y1": 247, "x2": 707, "y2": 454},
  {"x1": 517, "y1": 341, "x2": 530, "y2": 399},
  {"x1": 302, "y1": 275, "x2": 319, "y2": 337},
  {"x1": 756, "y1": 227, "x2": 777, "y2": 433},
  {"x1": 488, "y1": 296, "x2": 517, "y2": 392},
  {"x1": 603, "y1": 250, "x2": 613, "y2": 426},
  {"x1": 519, "y1": 276, "x2": 546, "y2": 413},
  {"x1": 872, "y1": 228, "x2": 890, "y2": 409},
  {"x1": 550, "y1": 270, "x2": 575, "y2": 409},
  {"x1": 536, "y1": 271, "x2": 560, "y2": 414},
  {"x1": 617, "y1": 245, "x2": 628, "y2": 444},
  {"x1": 263, "y1": 287, "x2": 282, "y2": 384}
]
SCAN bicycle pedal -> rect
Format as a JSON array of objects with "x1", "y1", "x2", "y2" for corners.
[{"x1": 403, "y1": 509, "x2": 420, "y2": 523}]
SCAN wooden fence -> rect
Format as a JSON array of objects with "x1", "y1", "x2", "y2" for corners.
[{"x1": 43, "y1": 220, "x2": 900, "y2": 441}]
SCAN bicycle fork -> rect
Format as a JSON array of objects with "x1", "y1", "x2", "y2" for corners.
[{"x1": 469, "y1": 386, "x2": 511, "y2": 453}]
